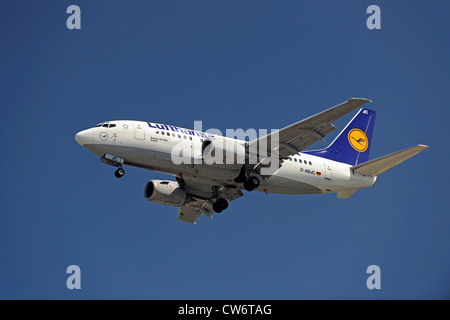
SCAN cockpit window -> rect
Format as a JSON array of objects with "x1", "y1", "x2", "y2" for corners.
[{"x1": 94, "y1": 122, "x2": 116, "y2": 128}]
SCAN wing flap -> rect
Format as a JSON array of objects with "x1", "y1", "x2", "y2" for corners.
[
  {"x1": 177, "y1": 197, "x2": 215, "y2": 224},
  {"x1": 177, "y1": 206, "x2": 202, "y2": 224}
]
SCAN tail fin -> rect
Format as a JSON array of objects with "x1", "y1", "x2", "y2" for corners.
[{"x1": 304, "y1": 108, "x2": 376, "y2": 165}]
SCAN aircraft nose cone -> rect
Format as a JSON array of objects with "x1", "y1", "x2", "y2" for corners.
[{"x1": 75, "y1": 129, "x2": 91, "y2": 146}]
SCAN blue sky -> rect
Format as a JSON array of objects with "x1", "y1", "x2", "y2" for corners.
[{"x1": 0, "y1": 1, "x2": 449, "y2": 299}]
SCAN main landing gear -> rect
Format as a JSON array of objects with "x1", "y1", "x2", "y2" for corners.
[
  {"x1": 234, "y1": 166, "x2": 261, "y2": 192},
  {"x1": 211, "y1": 173, "x2": 260, "y2": 214},
  {"x1": 212, "y1": 175, "x2": 259, "y2": 213},
  {"x1": 243, "y1": 176, "x2": 260, "y2": 192}
]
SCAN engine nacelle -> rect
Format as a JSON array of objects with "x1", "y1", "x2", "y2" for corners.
[
  {"x1": 144, "y1": 180, "x2": 187, "y2": 207},
  {"x1": 201, "y1": 136, "x2": 246, "y2": 165}
]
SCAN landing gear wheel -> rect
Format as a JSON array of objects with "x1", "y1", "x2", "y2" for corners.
[
  {"x1": 213, "y1": 198, "x2": 229, "y2": 213},
  {"x1": 243, "y1": 180, "x2": 254, "y2": 191},
  {"x1": 114, "y1": 167, "x2": 125, "y2": 178},
  {"x1": 249, "y1": 176, "x2": 260, "y2": 189},
  {"x1": 244, "y1": 176, "x2": 260, "y2": 191}
]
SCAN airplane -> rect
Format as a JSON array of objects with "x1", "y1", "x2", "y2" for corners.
[{"x1": 75, "y1": 98, "x2": 428, "y2": 224}]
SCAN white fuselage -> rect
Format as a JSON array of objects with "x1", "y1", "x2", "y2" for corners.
[{"x1": 75, "y1": 120, "x2": 376, "y2": 196}]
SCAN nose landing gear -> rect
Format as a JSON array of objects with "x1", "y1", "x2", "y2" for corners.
[
  {"x1": 114, "y1": 167, "x2": 125, "y2": 179},
  {"x1": 100, "y1": 154, "x2": 126, "y2": 179}
]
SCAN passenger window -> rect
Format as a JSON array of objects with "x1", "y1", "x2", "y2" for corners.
[
  {"x1": 156, "y1": 131, "x2": 159, "y2": 134},
  {"x1": 189, "y1": 136, "x2": 192, "y2": 141},
  {"x1": 166, "y1": 132, "x2": 170, "y2": 136},
  {"x1": 299, "y1": 159, "x2": 302, "y2": 163},
  {"x1": 172, "y1": 133, "x2": 175, "y2": 137},
  {"x1": 309, "y1": 161, "x2": 312, "y2": 165},
  {"x1": 183, "y1": 135, "x2": 187, "y2": 139},
  {"x1": 294, "y1": 158, "x2": 297, "y2": 162},
  {"x1": 178, "y1": 134, "x2": 181, "y2": 138}
]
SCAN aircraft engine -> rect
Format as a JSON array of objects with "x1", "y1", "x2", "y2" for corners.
[
  {"x1": 201, "y1": 136, "x2": 246, "y2": 165},
  {"x1": 144, "y1": 180, "x2": 187, "y2": 206}
]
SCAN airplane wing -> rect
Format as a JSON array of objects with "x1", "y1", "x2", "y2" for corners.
[
  {"x1": 249, "y1": 98, "x2": 372, "y2": 162},
  {"x1": 176, "y1": 177, "x2": 244, "y2": 224},
  {"x1": 177, "y1": 200, "x2": 210, "y2": 224},
  {"x1": 178, "y1": 98, "x2": 371, "y2": 222}
]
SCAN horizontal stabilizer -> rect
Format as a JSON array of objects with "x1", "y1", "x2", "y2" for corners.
[
  {"x1": 336, "y1": 188, "x2": 360, "y2": 199},
  {"x1": 351, "y1": 145, "x2": 429, "y2": 177}
]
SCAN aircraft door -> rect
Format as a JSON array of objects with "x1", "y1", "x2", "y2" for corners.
[
  {"x1": 133, "y1": 122, "x2": 146, "y2": 140},
  {"x1": 324, "y1": 161, "x2": 333, "y2": 180}
]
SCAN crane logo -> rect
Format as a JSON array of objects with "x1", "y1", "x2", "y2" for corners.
[{"x1": 348, "y1": 129, "x2": 368, "y2": 152}]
